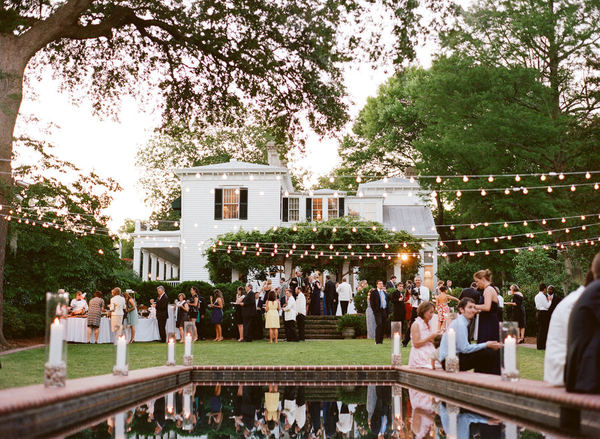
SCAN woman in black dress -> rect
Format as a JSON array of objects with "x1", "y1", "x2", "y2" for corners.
[
  {"x1": 505, "y1": 284, "x2": 526, "y2": 343},
  {"x1": 309, "y1": 279, "x2": 322, "y2": 315},
  {"x1": 175, "y1": 292, "x2": 190, "y2": 342},
  {"x1": 234, "y1": 286, "x2": 244, "y2": 342},
  {"x1": 473, "y1": 269, "x2": 501, "y2": 374}
]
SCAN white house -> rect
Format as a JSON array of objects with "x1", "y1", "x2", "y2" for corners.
[{"x1": 132, "y1": 149, "x2": 439, "y2": 290}]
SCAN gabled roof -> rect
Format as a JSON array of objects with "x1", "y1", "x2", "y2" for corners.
[{"x1": 383, "y1": 205, "x2": 438, "y2": 239}]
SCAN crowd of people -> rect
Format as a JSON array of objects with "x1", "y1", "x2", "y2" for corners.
[{"x1": 385, "y1": 252, "x2": 600, "y2": 394}]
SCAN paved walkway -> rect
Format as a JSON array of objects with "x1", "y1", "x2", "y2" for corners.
[{"x1": 0, "y1": 344, "x2": 44, "y2": 356}]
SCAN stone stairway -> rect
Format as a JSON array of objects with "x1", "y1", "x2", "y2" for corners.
[{"x1": 263, "y1": 315, "x2": 343, "y2": 339}]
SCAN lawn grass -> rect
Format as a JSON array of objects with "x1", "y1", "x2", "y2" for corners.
[{"x1": 0, "y1": 339, "x2": 545, "y2": 390}]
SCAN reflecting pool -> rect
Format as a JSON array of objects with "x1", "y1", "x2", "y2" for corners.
[{"x1": 66, "y1": 384, "x2": 587, "y2": 438}]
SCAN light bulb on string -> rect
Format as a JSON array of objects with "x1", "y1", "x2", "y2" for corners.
[
  {"x1": 462, "y1": 175, "x2": 469, "y2": 182},
  {"x1": 352, "y1": 227, "x2": 357, "y2": 233},
  {"x1": 332, "y1": 227, "x2": 337, "y2": 233},
  {"x1": 356, "y1": 176, "x2": 362, "y2": 183},
  {"x1": 436, "y1": 176, "x2": 442, "y2": 183},
  {"x1": 456, "y1": 190, "x2": 462, "y2": 197},
  {"x1": 470, "y1": 224, "x2": 475, "y2": 229},
  {"x1": 523, "y1": 188, "x2": 529, "y2": 194},
  {"x1": 504, "y1": 188, "x2": 510, "y2": 195},
  {"x1": 581, "y1": 215, "x2": 586, "y2": 220},
  {"x1": 595, "y1": 183, "x2": 599, "y2": 190},
  {"x1": 329, "y1": 176, "x2": 335, "y2": 183},
  {"x1": 481, "y1": 189, "x2": 486, "y2": 196},
  {"x1": 585, "y1": 172, "x2": 591, "y2": 179},
  {"x1": 559, "y1": 173, "x2": 565, "y2": 180},
  {"x1": 547, "y1": 186, "x2": 553, "y2": 193},
  {"x1": 571, "y1": 185, "x2": 576, "y2": 192},
  {"x1": 541, "y1": 174, "x2": 547, "y2": 181},
  {"x1": 515, "y1": 175, "x2": 521, "y2": 182}
]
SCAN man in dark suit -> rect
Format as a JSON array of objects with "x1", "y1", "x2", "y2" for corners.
[
  {"x1": 370, "y1": 280, "x2": 389, "y2": 344},
  {"x1": 386, "y1": 275, "x2": 397, "y2": 290},
  {"x1": 156, "y1": 285, "x2": 169, "y2": 342},
  {"x1": 253, "y1": 290, "x2": 265, "y2": 340},
  {"x1": 324, "y1": 274, "x2": 337, "y2": 316},
  {"x1": 241, "y1": 283, "x2": 256, "y2": 342},
  {"x1": 289, "y1": 270, "x2": 303, "y2": 293}
]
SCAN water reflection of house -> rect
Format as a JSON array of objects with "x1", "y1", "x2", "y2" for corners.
[{"x1": 132, "y1": 147, "x2": 438, "y2": 289}]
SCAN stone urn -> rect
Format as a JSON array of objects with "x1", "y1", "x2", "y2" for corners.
[{"x1": 341, "y1": 327, "x2": 355, "y2": 339}]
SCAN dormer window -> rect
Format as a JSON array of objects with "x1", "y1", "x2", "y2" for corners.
[{"x1": 214, "y1": 188, "x2": 248, "y2": 220}]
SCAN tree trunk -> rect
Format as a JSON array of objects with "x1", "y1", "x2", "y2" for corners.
[{"x1": 0, "y1": 43, "x2": 27, "y2": 347}]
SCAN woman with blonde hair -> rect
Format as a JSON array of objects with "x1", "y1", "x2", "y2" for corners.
[
  {"x1": 123, "y1": 290, "x2": 138, "y2": 344},
  {"x1": 109, "y1": 287, "x2": 126, "y2": 332}
]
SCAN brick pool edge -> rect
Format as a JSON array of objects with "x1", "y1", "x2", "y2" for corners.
[{"x1": 0, "y1": 365, "x2": 598, "y2": 437}]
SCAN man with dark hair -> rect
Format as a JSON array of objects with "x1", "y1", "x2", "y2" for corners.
[
  {"x1": 386, "y1": 275, "x2": 397, "y2": 290},
  {"x1": 323, "y1": 274, "x2": 337, "y2": 316},
  {"x1": 156, "y1": 286, "x2": 169, "y2": 342},
  {"x1": 241, "y1": 283, "x2": 256, "y2": 342},
  {"x1": 459, "y1": 282, "x2": 480, "y2": 301},
  {"x1": 565, "y1": 253, "x2": 600, "y2": 393},
  {"x1": 369, "y1": 280, "x2": 389, "y2": 344},
  {"x1": 439, "y1": 297, "x2": 501, "y2": 374},
  {"x1": 535, "y1": 283, "x2": 551, "y2": 349}
]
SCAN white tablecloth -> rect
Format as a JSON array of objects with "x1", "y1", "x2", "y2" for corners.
[{"x1": 64, "y1": 306, "x2": 178, "y2": 343}]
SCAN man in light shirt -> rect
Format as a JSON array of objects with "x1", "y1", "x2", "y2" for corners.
[
  {"x1": 336, "y1": 277, "x2": 353, "y2": 315},
  {"x1": 544, "y1": 271, "x2": 593, "y2": 386},
  {"x1": 283, "y1": 288, "x2": 298, "y2": 342},
  {"x1": 534, "y1": 283, "x2": 551, "y2": 350},
  {"x1": 296, "y1": 287, "x2": 307, "y2": 341}
]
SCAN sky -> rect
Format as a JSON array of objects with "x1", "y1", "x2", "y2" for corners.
[{"x1": 15, "y1": 24, "x2": 441, "y2": 233}]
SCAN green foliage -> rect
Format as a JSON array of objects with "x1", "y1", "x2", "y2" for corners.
[
  {"x1": 353, "y1": 286, "x2": 370, "y2": 314},
  {"x1": 205, "y1": 217, "x2": 422, "y2": 284},
  {"x1": 337, "y1": 313, "x2": 367, "y2": 336},
  {"x1": 513, "y1": 250, "x2": 568, "y2": 291},
  {"x1": 437, "y1": 259, "x2": 482, "y2": 289},
  {"x1": 3, "y1": 140, "x2": 129, "y2": 338}
]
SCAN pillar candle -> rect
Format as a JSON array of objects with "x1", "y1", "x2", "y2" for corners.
[
  {"x1": 48, "y1": 318, "x2": 63, "y2": 366},
  {"x1": 168, "y1": 338, "x2": 175, "y2": 363},
  {"x1": 184, "y1": 334, "x2": 192, "y2": 356},
  {"x1": 167, "y1": 392, "x2": 174, "y2": 413},
  {"x1": 504, "y1": 335, "x2": 517, "y2": 373},
  {"x1": 393, "y1": 395, "x2": 401, "y2": 419},
  {"x1": 184, "y1": 393, "x2": 191, "y2": 418},
  {"x1": 447, "y1": 328, "x2": 456, "y2": 358},
  {"x1": 505, "y1": 421, "x2": 518, "y2": 439},
  {"x1": 114, "y1": 412, "x2": 125, "y2": 439},
  {"x1": 393, "y1": 332, "x2": 401, "y2": 356},
  {"x1": 116, "y1": 335, "x2": 127, "y2": 370},
  {"x1": 448, "y1": 407, "x2": 458, "y2": 439}
]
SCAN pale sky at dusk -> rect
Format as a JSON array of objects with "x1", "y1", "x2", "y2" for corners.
[{"x1": 15, "y1": 25, "x2": 443, "y2": 232}]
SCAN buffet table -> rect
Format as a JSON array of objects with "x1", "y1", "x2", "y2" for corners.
[{"x1": 65, "y1": 305, "x2": 179, "y2": 343}]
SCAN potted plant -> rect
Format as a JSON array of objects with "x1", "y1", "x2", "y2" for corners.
[{"x1": 337, "y1": 314, "x2": 366, "y2": 339}]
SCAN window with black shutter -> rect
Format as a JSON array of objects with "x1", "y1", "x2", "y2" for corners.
[
  {"x1": 339, "y1": 197, "x2": 345, "y2": 217},
  {"x1": 282, "y1": 197, "x2": 289, "y2": 222},
  {"x1": 305, "y1": 198, "x2": 312, "y2": 221},
  {"x1": 214, "y1": 188, "x2": 223, "y2": 220},
  {"x1": 239, "y1": 188, "x2": 248, "y2": 220}
]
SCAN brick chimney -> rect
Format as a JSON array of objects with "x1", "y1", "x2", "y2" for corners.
[{"x1": 266, "y1": 141, "x2": 281, "y2": 167}]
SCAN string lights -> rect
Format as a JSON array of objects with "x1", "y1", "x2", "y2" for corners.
[{"x1": 210, "y1": 236, "x2": 600, "y2": 259}]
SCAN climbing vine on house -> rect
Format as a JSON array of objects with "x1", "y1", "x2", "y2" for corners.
[{"x1": 205, "y1": 217, "x2": 422, "y2": 284}]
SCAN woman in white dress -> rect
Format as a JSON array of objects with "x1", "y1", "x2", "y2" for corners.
[{"x1": 408, "y1": 301, "x2": 441, "y2": 369}]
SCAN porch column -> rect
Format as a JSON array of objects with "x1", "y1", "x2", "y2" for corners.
[
  {"x1": 173, "y1": 266, "x2": 179, "y2": 280},
  {"x1": 142, "y1": 250, "x2": 150, "y2": 280},
  {"x1": 232, "y1": 268, "x2": 240, "y2": 282},
  {"x1": 150, "y1": 254, "x2": 157, "y2": 280},
  {"x1": 133, "y1": 247, "x2": 141, "y2": 276},
  {"x1": 158, "y1": 258, "x2": 165, "y2": 280},
  {"x1": 394, "y1": 261, "x2": 402, "y2": 282},
  {"x1": 166, "y1": 262, "x2": 172, "y2": 280}
]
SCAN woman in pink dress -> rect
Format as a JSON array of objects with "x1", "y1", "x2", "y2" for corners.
[{"x1": 408, "y1": 301, "x2": 442, "y2": 369}]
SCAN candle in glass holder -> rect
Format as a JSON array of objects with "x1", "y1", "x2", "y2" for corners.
[
  {"x1": 167, "y1": 392, "x2": 174, "y2": 414},
  {"x1": 447, "y1": 328, "x2": 456, "y2": 358},
  {"x1": 114, "y1": 412, "x2": 125, "y2": 439},
  {"x1": 168, "y1": 337, "x2": 175, "y2": 364},
  {"x1": 504, "y1": 335, "x2": 517, "y2": 373},
  {"x1": 393, "y1": 332, "x2": 400, "y2": 356},
  {"x1": 48, "y1": 318, "x2": 63, "y2": 366},
  {"x1": 184, "y1": 333, "x2": 192, "y2": 357},
  {"x1": 116, "y1": 334, "x2": 127, "y2": 370}
]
